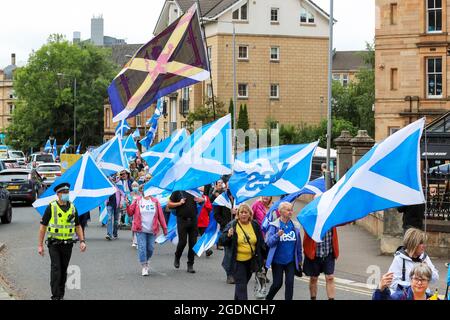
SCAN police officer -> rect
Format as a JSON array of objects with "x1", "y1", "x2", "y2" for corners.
[{"x1": 37, "y1": 182, "x2": 87, "y2": 300}]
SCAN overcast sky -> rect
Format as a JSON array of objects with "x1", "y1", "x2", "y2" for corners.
[{"x1": 0, "y1": 0, "x2": 374, "y2": 68}]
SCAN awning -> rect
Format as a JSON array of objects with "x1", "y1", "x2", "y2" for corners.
[{"x1": 421, "y1": 143, "x2": 450, "y2": 159}]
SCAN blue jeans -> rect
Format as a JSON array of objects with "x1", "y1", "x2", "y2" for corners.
[
  {"x1": 136, "y1": 232, "x2": 155, "y2": 265},
  {"x1": 107, "y1": 206, "x2": 119, "y2": 237}
]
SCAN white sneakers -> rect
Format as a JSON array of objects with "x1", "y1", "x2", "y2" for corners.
[{"x1": 141, "y1": 266, "x2": 149, "y2": 276}]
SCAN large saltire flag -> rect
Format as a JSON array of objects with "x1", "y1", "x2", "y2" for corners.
[
  {"x1": 229, "y1": 142, "x2": 319, "y2": 205},
  {"x1": 95, "y1": 135, "x2": 128, "y2": 176},
  {"x1": 140, "y1": 99, "x2": 163, "y2": 150},
  {"x1": 90, "y1": 140, "x2": 112, "y2": 160},
  {"x1": 108, "y1": 3, "x2": 210, "y2": 122},
  {"x1": 141, "y1": 128, "x2": 188, "y2": 176},
  {"x1": 299, "y1": 118, "x2": 426, "y2": 242},
  {"x1": 261, "y1": 177, "x2": 325, "y2": 233},
  {"x1": 33, "y1": 153, "x2": 116, "y2": 216},
  {"x1": 123, "y1": 135, "x2": 139, "y2": 163},
  {"x1": 146, "y1": 114, "x2": 232, "y2": 192},
  {"x1": 115, "y1": 119, "x2": 131, "y2": 139}
]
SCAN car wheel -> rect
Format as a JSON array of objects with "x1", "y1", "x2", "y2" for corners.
[{"x1": 0, "y1": 205, "x2": 12, "y2": 224}]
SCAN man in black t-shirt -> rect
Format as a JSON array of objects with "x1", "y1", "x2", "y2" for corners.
[{"x1": 168, "y1": 190, "x2": 204, "y2": 273}]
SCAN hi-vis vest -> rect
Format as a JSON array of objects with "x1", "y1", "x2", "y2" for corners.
[{"x1": 47, "y1": 201, "x2": 76, "y2": 240}]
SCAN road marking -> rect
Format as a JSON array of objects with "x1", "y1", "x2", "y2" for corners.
[
  {"x1": 148, "y1": 267, "x2": 167, "y2": 277},
  {"x1": 295, "y1": 276, "x2": 374, "y2": 297}
]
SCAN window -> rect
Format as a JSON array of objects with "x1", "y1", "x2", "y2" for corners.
[
  {"x1": 332, "y1": 74, "x2": 341, "y2": 82},
  {"x1": 182, "y1": 87, "x2": 189, "y2": 100},
  {"x1": 270, "y1": 47, "x2": 280, "y2": 61},
  {"x1": 136, "y1": 114, "x2": 142, "y2": 127},
  {"x1": 238, "y1": 84, "x2": 248, "y2": 98},
  {"x1": 238, "y1": 45, "x2": 249, "y2": 60},
  {"x1": 8, "y1": 104, "x2": 15, "y2": 114},
  {"x1": 342, "y1": 74, "x2": 349, "y2": 87},
  {"x1": 270, "y1": 84, "x2": 279, "y2": 99},
  {"x1": 232, "y1": 2, "x2": 248, "y2": 21},
  {"x1": 206, "y1": 84, "x2": 213, "y2": 98},
  {"x1": 427, "y1": 57, "x2": 443, "y2": 98},
  {"x1": 389, "y1": 127, "x2": 400, "y2": 136},
  {"x1": 271, "y1": 8, "x2": 279, "y2": 22},
  {"x1": 207, "y1": 46, "x2": 212, "y2": 63},
  {"x1": 105, "y1": 108, "x2": 111, "y2": 128},
  {"x1": 390, "y1": 68, "x2": 398, "y2": 90},
  {"x1": 300, "y1": 7, "x2": 315, "y2": 24},
  {"x1": 390, "y1": 3, "x2": 398, "y2": 25},
  {"x1": 427, "y1": 0, "x2": 442, "y2": 32}
]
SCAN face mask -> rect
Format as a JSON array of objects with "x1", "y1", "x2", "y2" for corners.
[
  {"x1": 61, "y1": 193, "x2": 70, "y2": 202},
  {"x1": 132, "y1": 187, "x2": 139, "y2": 193}
]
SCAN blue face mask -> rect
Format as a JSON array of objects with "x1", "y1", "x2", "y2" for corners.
[
  {"x1": 132, "y1": 187, "x2": 139, "y2": 193},
  {"x1": 61, "y1": 193, "x2": 70, "y2": 202}
]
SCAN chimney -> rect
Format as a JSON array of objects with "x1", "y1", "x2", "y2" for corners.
[{"x1": 11, "y1": 53, "x2": 16, "y2": 66}]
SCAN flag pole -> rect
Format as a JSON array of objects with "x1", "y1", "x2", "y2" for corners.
[
  {"x1": 424, "y1": 117, "x2": 428, "y2": 236},
  {"x1": 195, "y1": 0, "x2": 217, "y2": 120},
  {"x1": 326, "y1": 0, "x2": 334, "y2": 190}
]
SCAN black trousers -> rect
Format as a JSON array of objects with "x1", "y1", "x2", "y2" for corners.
[
  {"x1": 175, "y1": 218, "x2": 198, "y2": 266},
  {"x1": 48, "y1": 243, "x2": 73, "y2": 299},
  {"x1": 233, "y1": 260, "x2": 253, "y2": 300},
  {"x1": 266, "y1": 262, "x2": 295, "y2": 300}
]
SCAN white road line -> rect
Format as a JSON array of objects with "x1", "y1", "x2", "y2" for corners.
[{"x1": 295, "y1": 277, "x2": 373, "y2": 297}]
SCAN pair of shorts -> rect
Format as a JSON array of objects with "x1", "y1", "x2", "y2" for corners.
[{"x1": 303, "y1": 253, "x2": 335, "y2": 277}]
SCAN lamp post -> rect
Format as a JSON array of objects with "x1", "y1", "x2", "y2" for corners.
[
  {"x1": 326, "y1": 0, "x2": 334, "y2": 190},
  {"x1": 57, "y1": 73, "x2": 77, "y2": 148}
]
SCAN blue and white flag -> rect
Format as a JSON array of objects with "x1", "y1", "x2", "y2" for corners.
[
  {"x1": 140, "y1": 99, "x2": 163, "y2": 149},
  {"x1": 193, "y1": 210, "x2": 220, "y2": 257},
  {"x1": 44, "y1": 139, "x2": 52, "y2": 153},
  {"x1": 132, "y1": 128, "x2": 140, "y2": 139},
  {"x1": 99, "y1": 202, "x2": 108, "y2": 224},
  {"x1": 229, "y1": 142, "x2": 318, "y2": 205},
  {"x1": 52, "y1": 139, "x2": 58, "y2": 159},
  {"x1": 299, "y1": 118, "x2": 426, "y2": 242},
  {"x1": 90, "y1": 140, "x2": 111, "y2": 160},
  {"x1": 213, "y1": 192, "x2": 232, "y2": 209},
  {"x1": 123, "y1": 135, "x2": 139, "y2": 163},
  {"x1": 155, "y1": 212, "x2": 178, "y2": 245},
  {"x1": 95, "y1": 135, "x2": 128, "y2": 176},
  {"x1": 115, "y1": 119, "x2": 130, "y2": 139},
  {"x1": 147, "y1": 114, "x2": 233, "y2": 192},
  {"x1": 76, "y1": 143, "x2": 81, "y2": 155},
  {"x1": 261, "y1": 177, "x2": 325, "y2": 233},
  {"x1": 60, "y1": 138, "x2": 70, "y2": 154},
  {"x1": 33, "y1": 153, "x2": 116, "y2": 216},
  {"x1": 142, "y1": 129, "x2": 188, "y2": 176}
]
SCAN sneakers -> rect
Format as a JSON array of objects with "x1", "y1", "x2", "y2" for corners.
[
  {"x1": 142, "y1": 266, "x2": 149, "y2": 276},
  {"x1": 187, "y1": 264, "x2": 196, "y2": 274},
  {"x1": 226, "y1": 275, "x2": 235, "y2": 284},
  {"x1": 132, "y1": 243, "x2": 137, "y2": 248},
  {"x1": 206, "y1": 249, "x2": 213, "y2": 257},
  {"x1": 113, "y1": 235, "x2": 118, "y2": 240},
  {"x1": 105, "y1": 235, "x2": 112, "y2": 241},
  {"x1": 174, "y1": 256, "x2": 180, "y2": 269}
]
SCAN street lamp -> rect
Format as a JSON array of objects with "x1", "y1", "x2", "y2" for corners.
[
  {"x1": 57, "y1": 73, "x2": 77, "y2": 148},
  {"x1": 326, "y1": 0, "x2": 334, "y2": 190}
]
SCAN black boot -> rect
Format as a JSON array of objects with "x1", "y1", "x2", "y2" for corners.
[
  {"x1": 187, "y1": 264, "x2": 196, "y2": 273},
  {"x1": 174, "y1": 256, "x2": 180, "y2": 269}
]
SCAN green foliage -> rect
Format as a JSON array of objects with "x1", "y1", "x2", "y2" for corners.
[
  {"x1": 237, "y1": 104, "x2": 250, "y2": 131},
  {"x1": 6, "y1": 34, "x2": 118, "y2": 151},
  {"x1": 186, "y1": 96, "x2": 227, "y2": 132},
  {"x1": 229, "y1": 99, "x2": 234, "y2": 129}
]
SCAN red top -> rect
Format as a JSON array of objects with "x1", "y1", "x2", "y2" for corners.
[
  {"x1": 197, "y1": 195, "x2": 212, "y2": 228},
  {"x1": 127, "y1": 196, "x2": 168, "y2": 236},
  {"x1": 303, "y1": 227, "x2": 339, "y2": 260}
]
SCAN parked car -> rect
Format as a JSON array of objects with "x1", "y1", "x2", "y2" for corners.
[
  {"x1": 7, "y1": 150, "x2": 26, "y2": 165},
  {"x1": 0, "y1": 184, "x2": 12, "y2": 224},
  {"x1": 29, "y1": 153, "x2": 55, "y2": 167},
  {"x1": 1, "y1": 159, "x2": 21, "y2": 169},
  {"x1": 36, "y1": 163, "x2": 61, "y2": 187},
  {"x1": 0, "y1": 169, "x2": 45, "y2": 205}
]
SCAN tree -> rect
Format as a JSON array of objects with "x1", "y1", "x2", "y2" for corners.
[
  {"x1": 228, "y1": 99, "x2": 234, "y2": 129},
  {"x1": 6, "y1": 34, "x2": 118, "y2": 151},
  {"x1": 237, "y1": 104, "x2": 250, "y2": 131},
  {"x1": 186, "y1": 96, "x2": 227, "y2": 132}
]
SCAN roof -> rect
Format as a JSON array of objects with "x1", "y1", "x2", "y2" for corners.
[
  {"x1": 111, "y1": 44, "x2": 143, "y2": 67},
  {"x1": 2, "y1": 64, "x2": 16, "y2": 80},
  {"x1": 332, "y1": 51, "x2": 371, "y2": 72}
]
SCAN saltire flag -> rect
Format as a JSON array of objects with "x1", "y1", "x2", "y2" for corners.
[
  {"x1": 141, "y1": 128, "x2": 188, "y2": 178},
  {"x1": 33, "y1": 153, "x2": 116, "y2": 216},
  {"x1": 213, "y1": 191, "x2": 233, "y2": 209},
  {"x1": 299, "y1": 118, "x2": 426, "y2": 242},
  {"x1": 90, "y1": 140, "x2": 112, "y2": 160},
  {"x1": 99, "y1": 202, "x2": 108, "y2": 225},
  {"x1": 140, "y1": 99, "x2": 163, "y2": 149},
  {"x1": 229, "y1": 142, "x2": 319, "y2": 205},
  {"x1": 132, "y1": 128, "x2": 140, "y2": 139},
  {"x1": 153, "y1": 190, "x2": 171, "y2": 211},
  {"x1": 123, "y1": 135, "x2": 139, "y2": 162},
  {"x1": 44, "y1": 139, "x2": 52, "y2": 153},
  {"x1": 146, "y1": 114, "x2": 232, "y2": 192},
  {"x1": 261, "y1": 177, "x2": 325, "y2": 233},
  {"x1": 95, "y1": 135, "x2": 128, "y2": 176},
  {"x1": 155, "y1": 212, "x2": 178, "y2": 245},
  {"x1": 115, "y1": 119, "x2": 130, "y2": 139},
  {"x1": 108, "y1": 3, "x2": 210, "y2": 122},
  {"x1": 52, "y1": 139, "x2": 58, "y2": 159},
  {"x1": 76, "y1": 143, "x2": 81, "y2": 155},
  {"x1": 60, "y1": 138, "x2": 70, "y2": 155}
]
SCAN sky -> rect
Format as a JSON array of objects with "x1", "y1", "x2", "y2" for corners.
[{"x1": 0, "y1": 0, "x2": 374, "y2": 68}]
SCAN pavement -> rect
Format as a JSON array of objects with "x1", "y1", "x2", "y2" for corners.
[
  {"x1": 0, "y1": 243, "x2": 14, "y2": 300},
  {"x1": 0, "y1": 203, "x2": 448, "y2": 300}
]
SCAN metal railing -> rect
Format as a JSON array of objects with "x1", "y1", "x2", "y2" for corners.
[{"x1": 425, "y1": 172, "x2": 450, "y2": 221}]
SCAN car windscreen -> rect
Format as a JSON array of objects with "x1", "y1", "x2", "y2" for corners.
[
  {"x1": 0, "y1": 173, "x2": 28, "y2": 182},
  {"x1": 35, "y1": 155, "x2": 53, "y2": 162},
  {"x1": 9, "y1": 152, "x2": 24, "y2": 158},
  {"x1": 37, "y1": 165, "x2": 60, "y2": 172}
]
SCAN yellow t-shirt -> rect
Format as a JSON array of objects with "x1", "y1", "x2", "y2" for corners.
[{"x1": 236, "y1": 222, "x2": 257, "y2": 262}]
